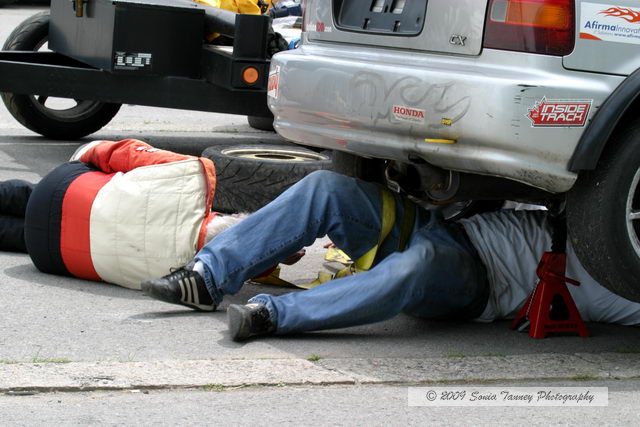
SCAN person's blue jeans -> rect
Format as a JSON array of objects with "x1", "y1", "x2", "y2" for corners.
[{"x1": 195, "y1": 170, "x2": 488, "y2": 334}]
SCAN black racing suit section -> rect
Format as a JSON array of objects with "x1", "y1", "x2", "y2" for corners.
[
  {"x1": 0, "y1": 179, "x2": 35, "y2": 252},
  {"x1": 24, "y1": 161, "x2": 95, "y2": 276}
]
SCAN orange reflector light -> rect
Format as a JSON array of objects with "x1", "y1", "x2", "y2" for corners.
[{"x1": 242, "y1": 67, "x2": 260, "y2": 85}]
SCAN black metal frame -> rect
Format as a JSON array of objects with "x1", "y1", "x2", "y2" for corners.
[{"x1": 0, "y1": 7, "x2": 273, "y2": 118}]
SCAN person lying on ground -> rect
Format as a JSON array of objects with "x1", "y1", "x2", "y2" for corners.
[
  {"x1": 1, "y1": 139, "x2": 305, "y2": 291},
  {"x1": 1, "y1": 139, "x2": 250, "y2": 291},
  {"x1": 141, "y1": 170, "x2": 640, "y2": 340}
]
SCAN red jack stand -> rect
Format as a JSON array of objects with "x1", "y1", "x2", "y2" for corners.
[{"x1": 511, "y1": 251, "x2": 589, "y2": 338}]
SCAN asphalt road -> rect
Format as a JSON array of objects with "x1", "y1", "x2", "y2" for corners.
[{"x1": 0, "y1": 5, "x2": 639, "y2": 426}]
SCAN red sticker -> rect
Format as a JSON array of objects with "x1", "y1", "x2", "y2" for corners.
[
  {"x1": 267, "y1": 66, "x2": 279, "y2": 99},
  {"x1": 527, "y1": 98, "x2": 592, "y2": 127},
  {"x1": 600, "y1": 7, "x2": 640, "y2": 23}
]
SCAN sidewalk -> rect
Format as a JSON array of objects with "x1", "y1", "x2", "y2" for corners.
[{"x1": 2, "y1": 353, "x2": 639, "y2": 394}]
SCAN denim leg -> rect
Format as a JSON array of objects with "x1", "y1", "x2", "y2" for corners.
[
  {"x1": 195, "y1": 170, "x2": 416, "y2": 298},
  {"x1": 250, "y1": 215, "x2": 488, "y2": 334}
]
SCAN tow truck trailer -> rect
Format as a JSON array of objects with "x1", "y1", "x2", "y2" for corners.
[{"x1": 0, "y1": 0, "x2": 275, "y2": 139}]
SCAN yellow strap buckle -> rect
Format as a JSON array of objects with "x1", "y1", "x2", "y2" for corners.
[{"x1": 254, "y1": 187, "x2": 416, "y2": 289}]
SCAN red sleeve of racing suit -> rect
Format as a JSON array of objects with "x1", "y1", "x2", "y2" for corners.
[{"x1": 79, "y1": 139, "x2": 198, "y2": 172}]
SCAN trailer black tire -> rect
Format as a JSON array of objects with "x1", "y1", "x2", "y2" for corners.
[
  {"x1": 567, "y1": 120, "x2": 640, "y2": 302},
  {"x1": 1, "y1": 11, "x2": 121, "y2": 140},
  {"x1": 247, "y1": 115, "x2": 275, "y2": 132},
  {"x1": 203, "y1": 144, "x2": 331, "y2": 213}
]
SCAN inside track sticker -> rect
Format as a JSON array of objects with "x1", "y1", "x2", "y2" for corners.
[{"x1": 527, "y1": 98, "x2": 592, "y2": 127}]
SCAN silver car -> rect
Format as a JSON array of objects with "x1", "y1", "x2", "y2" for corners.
[{"x1": 268, "y1": 0, "x2": 640, "y2": 301}]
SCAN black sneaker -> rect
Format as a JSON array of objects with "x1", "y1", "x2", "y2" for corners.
[
  {"x1": 227, "y1": 303, "x2": 275, "y2": 341},
  {"x1": 141, "y1": 267, "x2": 216, "y2": 312}
]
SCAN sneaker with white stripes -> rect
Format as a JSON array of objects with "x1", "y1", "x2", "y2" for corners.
[{"x1": 141, "y1": 266, "x2": 216, "y2": 312}]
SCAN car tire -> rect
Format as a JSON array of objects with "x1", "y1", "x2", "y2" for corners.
[
  {"x1": 247, "y1": 115, "x2": 275, "y2": 132},
  {"x1": 1, "y1": 11, "x2": 121, "y2": 140},
  {"x1": 202, "y1": 144, "x2": 332, "y2": 213},
  {"x1": 567, "y1": 120, "x2": 640, "y2": 302}
]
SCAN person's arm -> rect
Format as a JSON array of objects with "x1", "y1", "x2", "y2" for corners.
[{"x1": 78, "y1": 139, "x2": 199, "y2": 173}]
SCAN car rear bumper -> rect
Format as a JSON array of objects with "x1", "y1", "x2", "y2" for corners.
[{"x1": 269, "y1": 44, "x2": 624, "y2": 193}]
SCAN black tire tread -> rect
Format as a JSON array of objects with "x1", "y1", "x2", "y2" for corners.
[
  {"x1": 203, "y1": 144, "x2": 331, "y2": 213},
  {"x1": 2, "y1": 11, "x2": 50, "y2": 50},
  {"x1": 567, "y1": 119, "x2": 640, "y2": 302},
  {"x1": 247, "y1": 115, "x2": 275, "y2": 132},
  {"x1": 1, "y1": 12, "x2": 121, "y2": 139}
]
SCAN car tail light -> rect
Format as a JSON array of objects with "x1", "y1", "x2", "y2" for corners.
[{"x1": 483, "y1": 0, "x2": 575, "y2": 56}]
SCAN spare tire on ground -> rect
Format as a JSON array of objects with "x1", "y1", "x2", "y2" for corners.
[{"x1": 203, "y1": 144, "x2": 332, "y2": 213}]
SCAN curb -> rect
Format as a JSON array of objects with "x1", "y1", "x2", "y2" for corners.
[{"x1": 1, "y1": 353, "x2": 638, "y2": 394}]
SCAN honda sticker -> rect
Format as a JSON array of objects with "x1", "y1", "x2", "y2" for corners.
[{"x1": 392, "y1": 105, "x2": 426, "y2": 124}]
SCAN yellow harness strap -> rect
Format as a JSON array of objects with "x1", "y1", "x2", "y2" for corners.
[
  {"x1": 352, "y1": 186, "x2": 396, "y2": 271},
  {"x1": 307, "y1": 187, "x2": 395, "y2": 286},
  {"x1": 254, "y1": 189, "x2": 421, "y2": 289},
  {"x1": 254, "y1": 187, "x2": 399, "y2": 289}
]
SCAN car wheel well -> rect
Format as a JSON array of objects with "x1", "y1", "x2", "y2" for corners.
[
  {"x1": 594, "y1": 98, "x2": 640, "y2": 168},
  {"x1": 569, "y1": 68, "x2": 640, "y2": 171}
]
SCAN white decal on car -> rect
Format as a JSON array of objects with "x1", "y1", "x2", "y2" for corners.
[
  {"x1": 580, "y1": 3, "x2": 640, "y2": 45},
  {"x1": 392, "y1": 105, "x2": 426, "y2": 124},
  {"x1": 267, "y1": 66, "x2": 280, "y2": 100}
]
